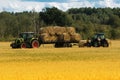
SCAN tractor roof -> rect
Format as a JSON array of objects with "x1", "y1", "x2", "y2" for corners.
[
  {"x1": 95, "y1": 33, "x2": 104, "y2": 35},
  {"x1": 20, "y1": 32, "x2": 34, "y2": 34}
]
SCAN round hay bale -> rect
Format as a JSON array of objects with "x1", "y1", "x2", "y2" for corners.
[
  {"x1": 63, "y1": 33, "x2": 71, "y2": 42},
  {"x1": 39, "y1": 27, "x2": 55, "y2": 36},
  {"x1": 46, "y1": 27, "x2": 55, "y2": 36},
  {"x1": 66, "y1": 27, "x2": 76, "y2": 35},
  {"x1": 39, "y1": 28, "x2": 47, "y2": 34},
  {"x1": 57, "y1": 34, "x2": 64, "y2": 42},
  {"x1": 39, "y1": 33, "x2": 50, "y2": 42},
  {"x1": 54, "y1": 26, "x2": 67, "y2": 35},
  {"x1": 70, "y1": 33, "x2": 81, "y2": 42},
  {"x1": 50, "y1": 35, "x2": 58, "y2": 42}
]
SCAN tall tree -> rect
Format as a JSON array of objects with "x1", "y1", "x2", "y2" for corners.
[{"x1": 39, "y1": 7, "x2": 72, "y2": 26}]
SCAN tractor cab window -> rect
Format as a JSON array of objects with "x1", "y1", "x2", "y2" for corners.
[
  {"x1": 94, "y1": 35, "x2": 97, "y2": 39},
  {"x1": 19, "y1": 33, "x2": 26, "y2": 38},
  {"x1": 22, "y1": 34, "x2": 27, "y2": 40},
  {"x1": 19, "y1": 33, "x2": 27, "y2": 40},
  {"x1": 27, "y1": 33, "x2": 34, "y2": 38},
  {"x1": 93, "y1": 33, "x2": 105, "y2": 39},
  {"x1": 99, "y1": 35, "x2": 105, "y2": 39},
  {"x1": 19, "y1": 32, "x2": 34, "y2": 39},
  {"x1": 97, "y1": 34, "x2": 105, "y2": 39}
]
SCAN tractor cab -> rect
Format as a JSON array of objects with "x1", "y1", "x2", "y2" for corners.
[
  {"x1": 19, "y1": 32, "x2": 35, "y2": 41},
  {"x1": 10, "y1": 32, "x2": 40, "y2": 48},
  {"x1": 93, "y1": 33, "x2": 105, "y2": 40}
]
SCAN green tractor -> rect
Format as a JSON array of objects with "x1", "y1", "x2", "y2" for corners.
[
  {"x1": 10, "y1": 32, "x2": 40, "y2": 48},
  {"x1": 86, "y1": 33, "x2": 109, "y2": 47}
]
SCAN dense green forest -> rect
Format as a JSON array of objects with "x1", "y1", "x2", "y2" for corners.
[{"x1": 0, "y1": 7, "x2": 120, "y2": 41}]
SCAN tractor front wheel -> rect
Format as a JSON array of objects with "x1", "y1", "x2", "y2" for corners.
[{"x1": 31, "y1": 40, "x2": 40, "y2": 48}]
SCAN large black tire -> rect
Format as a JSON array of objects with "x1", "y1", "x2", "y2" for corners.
[
  {"x1": 21, "y1": 43, "x2": 27, "y2": 48},
  {"x1": 63, "y1": 43, "x2": 67, "y2": 47},
  {"x1": 86, "y1": 42, "x2": 91, "y2": 47},
  {"x1": 102, "y1": 42, "x2": 109, "y2": 47},
  {"x1": 55, "y1": 42, "x2": 62, "y2": 48},
  {"x1": 31, "y1": 40, "x2": 40, "y2": 48},
  {"x1": 101, "y1": 39, "x2": 109, "y2": 47},
  {"x1": 93, "y1": 41, "x2": 100, "y2": 47}
]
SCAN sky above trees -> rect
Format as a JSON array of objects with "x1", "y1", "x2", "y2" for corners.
[{"x1": 0, "y1": 0, "x2": 120, "y2": 12}]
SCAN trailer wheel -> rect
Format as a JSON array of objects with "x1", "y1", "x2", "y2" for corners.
[
  {"x1": 31, "y1": 40, "x2": 39, "y2": 48},
  {"x1": 21, "y1": 43, "x2": 26, "y2": 48},
  {"x1": 63, "y1": 43, "x2": 67, "y2": 47}
]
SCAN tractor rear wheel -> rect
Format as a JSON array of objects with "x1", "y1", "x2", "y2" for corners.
[
  {"x1": 21, "y1": 43, "x2": 27, "y2": 48},
  {"x1": 31, "y1": 40, "x2": 39, "y2": 48},
  {"x1": 103, "y1": 42, "x2": 109, "y2": 47}
]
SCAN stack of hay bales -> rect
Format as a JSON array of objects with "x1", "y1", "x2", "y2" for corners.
[{"x1": 39, "y1": 26, "x2": 81, "y2": 43}]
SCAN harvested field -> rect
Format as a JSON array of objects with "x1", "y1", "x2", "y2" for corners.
[{"x1": 0, "y1": 40, "x2": 120, "y2": 80}]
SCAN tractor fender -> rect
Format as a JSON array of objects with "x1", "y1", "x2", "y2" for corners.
[
  {"x1": 30, "y1": 39, "x2": 40, "y2": 48},
  {"x1": 15, "y1": 38, "x2": 24, "y2": 44},
  {"x1": 30, "y1": 38, "x2": 38, "y2": 43}
]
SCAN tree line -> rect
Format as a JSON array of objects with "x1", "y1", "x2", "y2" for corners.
[{"x1": 0, "y1": 7, "x2": 120, "y2": 41}]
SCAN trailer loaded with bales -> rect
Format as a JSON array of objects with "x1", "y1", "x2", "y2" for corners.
[{"x1": 10, "y1": 26, "x2": 109, "y2": 48}]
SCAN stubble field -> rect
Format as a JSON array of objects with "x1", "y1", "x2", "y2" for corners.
[{"x1": 0, "y1": 40, "x2": 120, "y2": 80}]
